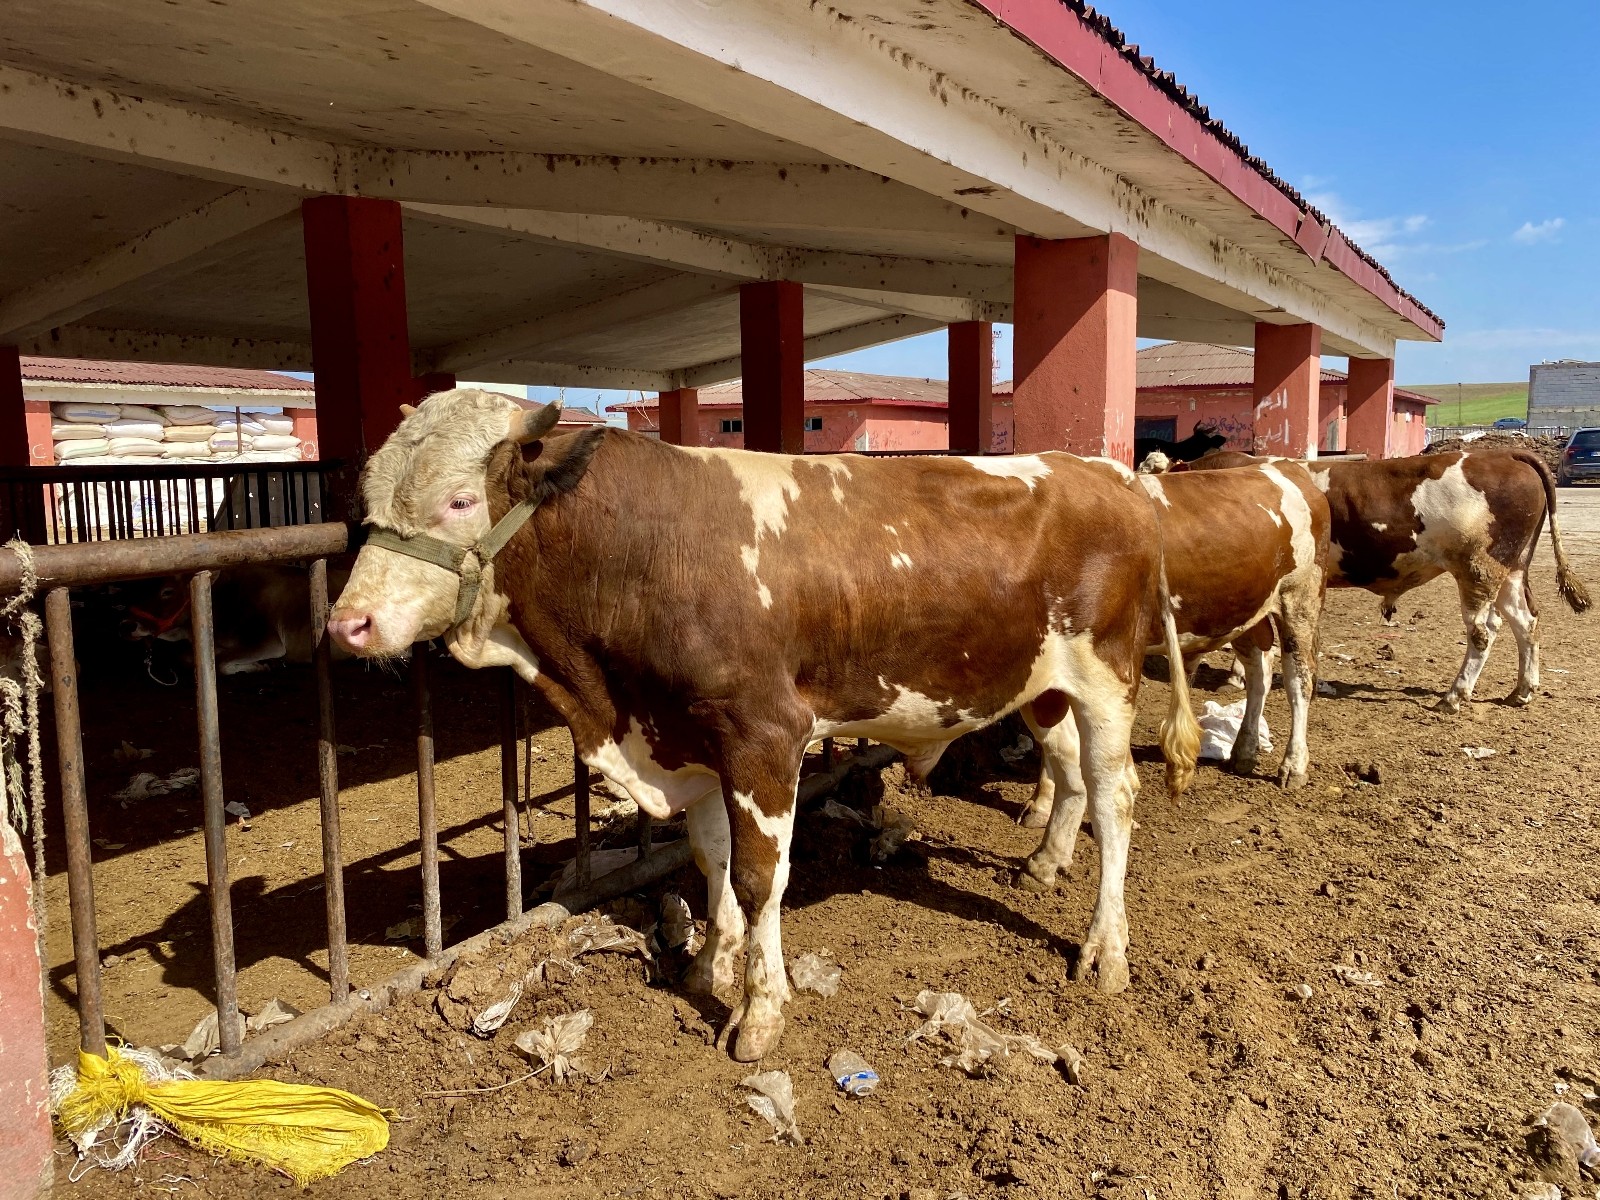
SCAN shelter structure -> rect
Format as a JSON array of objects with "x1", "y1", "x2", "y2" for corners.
[{"x1": 0, "y1": 0, "x2": 1440, "y2": 479}]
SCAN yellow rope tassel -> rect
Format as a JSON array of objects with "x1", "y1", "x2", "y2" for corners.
[{"x1": 56, "y1": 1046, "x2": 392, "y2": 1186}]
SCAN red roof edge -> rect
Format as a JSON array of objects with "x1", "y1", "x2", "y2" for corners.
[{"x1": 968, "y1": 0, "x2": 1444, "y2": 341}]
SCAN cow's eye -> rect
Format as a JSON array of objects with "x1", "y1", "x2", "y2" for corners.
[{"x1": 449, "y1": 495, "x2": 475, "y2": 511}]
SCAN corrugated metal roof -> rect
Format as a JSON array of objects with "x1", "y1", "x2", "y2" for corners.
[
  {"x1": 616, "y1": 369, "x2": 957, "y2": 409},
  {"x1": 21, "y1": 357, "x2": 315, "y2": 392}
]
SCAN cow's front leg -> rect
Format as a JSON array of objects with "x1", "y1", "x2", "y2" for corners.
[
  {"x1": 714, "y1": 770, "x2": 798, "y2": 1063},
  {"x1": 1018, "y1": 710, "x2": 1086, "y2": 886},
  {"x1": 682, "y1": 784, "x2": 746, "y2": 997}
]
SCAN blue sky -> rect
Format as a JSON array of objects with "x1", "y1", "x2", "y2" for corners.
[{"x1": 530, "y1": 0, "x2": 1598, "y2": 417}]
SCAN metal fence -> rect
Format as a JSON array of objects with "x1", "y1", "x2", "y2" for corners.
[
  {"x1": 1427, "y1": 424, "x2": 1573, "y2": 443},
  {"x1": 0, "y1": 460, "x2": 335, "y2": 545}
]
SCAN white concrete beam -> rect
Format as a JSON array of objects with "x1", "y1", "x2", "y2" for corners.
[
  {"x1": 417, "y1": 0, "x2": 1401, "y2": 356},
  {"x1": 462, "y1": 361, "x2": 675, "y2": 391},
  {"x1": 426, "y1": 275, "x2": 741, "y2": 375},
  {"x1": 19, "y1": 325, "x2": 311, "y2": 372},
  {"x1": 807, "y1": 285, "x2": 1008, "y2": 325},
  {"x1": 406, "y1": 204, "x2": 1010, "y2": 299},
  {"x1": 0, "y1": 189, "x2": 301, "y2": 341},
  {"x1": 674, "y1": 313, "x2": 941, "y2": 389}
]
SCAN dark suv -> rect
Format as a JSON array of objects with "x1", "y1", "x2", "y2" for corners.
[{"x1": 1559, "y1": 428, "x2": 1600, "y2": 486}]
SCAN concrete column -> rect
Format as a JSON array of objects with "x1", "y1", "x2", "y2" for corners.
[
  {"x1": 290, "y1": 409, "x2": 320, "y2": 461},
  {"x1": 658, "y1": 387, "x2": 700, "y2": 446},
  {"x1": 1345, "y1": 356, "x2": 1395, "y2": 460},
  {"x1": 947, "y1": 321, "x2": 993, "y2": 454},
  {"x1": 1253, "y1": 322, "x2": 1322, "y2": 458},
  {"x1": 739, "y1": 281, "x2": 805, "y2": 454},
  {"x1": 0, "y1": 821, "x2": 52, "y2": 1199},
  {"x1": 301, "y1": 197, "x2": 414, "y2": 467},
  {"x1": 0, "y1": 347, "x2": 28, "y2": 469},
  {"x1": 1012, "y1": 234, "x2": 1138, "y2": 462}
]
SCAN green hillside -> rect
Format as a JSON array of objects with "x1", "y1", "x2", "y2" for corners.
[{"x1": 1408, "y1": 382, "x2": 1528, "y2": 427}]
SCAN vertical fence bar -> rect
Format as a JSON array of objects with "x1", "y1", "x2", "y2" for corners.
[
  {"x1": 822, "y1": 737, "x2": 835, "y2": 767},
  {"x1": 45, "y1": 588, "x2": 106, "y2": 1056},
  {"x1": 308, "y1": 559, "x2": 350, "y2": 1001},
  {"x1": 500, "y1": 671, "x2": 522, "y2": 920},
  {"x1": 636, "y1": 810, "x2": 652, "y2": 862},
  {"x1": 190, "y1": 571, "x2": 242, "y2": 1055},
  {"x1": 412, "y1": 650, "x2": 442, "y2": 960},
  {"x1": 573, "y1": 751, "x2": 592, "y2": 889}
]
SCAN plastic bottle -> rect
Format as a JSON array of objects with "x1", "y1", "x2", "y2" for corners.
[{"x1": 827, "y1": 1050, "x2": 879, "y2": 1097}]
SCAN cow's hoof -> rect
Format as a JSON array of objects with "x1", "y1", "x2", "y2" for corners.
[
  {"x1": 1506, "y1": 689, "x2": 1534, "y2": 707},
  {"x1": 730, "y1": 1010, "x2": 784, "y2": 1063},
  {"x1": 1276, "y1": 766, "x2": 1307, "y2": 792},
  {"x1": 1018, "y1": 801, "x2": 1052, "y2": 829},
  {"x1": 1431, "y1": 695, "x2": 1462, "y2": 714},
  {"x1": 1012, "y1": 863, "x2": 1055, "y2": 893},
  {"x1": 681, "y1": 947, "x2": 728, "y2": 997},
  {"x1": 1228, "y1": 753, "x2": 1259, "y2": 778},
  {"x1": 1071, "y1": 943, "x2": 1130, "y2": 994}
]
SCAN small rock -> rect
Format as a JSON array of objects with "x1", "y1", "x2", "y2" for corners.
[
  {"x1": 1516, "y1": 1184, "x2": 1561, "y2": 1200},
  {"x1": 355, "y1": 1034, "x2": 379, "y2": 1055},
  {"x1": 1412, "y1": 1046, "x2": 1437, "y2": 1072},
  {"x1": 102, "y1": 954, "x2": 121, "y2": 969},
  {"x1": 558, "y1": 1139, "x2": 592, "y2": 1167},
  {"x1": 905, "y1": 1189, "x2": 938, "y2": 1200},
  {"x1": 1344, "y1": 760, "x2": 1381, "y2": 785},
  {"x1": 1319, "y1": 881, "x2": 1339, "y2": 899},
  {"x1": 1376, "y1": 644, "x2": 1396, "y2": 661},
  {"x1": 1197, "y1": 952, "x2": 1217, "y2": 972},
  {"x1": 1288, "y1": 983, "x2": 1313, "y2": 1002}
]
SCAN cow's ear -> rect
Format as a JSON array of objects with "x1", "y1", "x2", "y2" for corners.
[
  {"x1": 399, "y1": 403, "x2": 417, "y2": 418},
  {"x1": 498, "y1": 426, "x2": 604, "y2": 507},
  {"x1": 508, "y1": 401, "x2": 563, "y2": 445}
]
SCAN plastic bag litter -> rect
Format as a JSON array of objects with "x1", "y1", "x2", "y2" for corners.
[
  {"x1": 655, "y1": 893, "x2": 699, "y2": 955},
  {"x1": 514, "y1": 1011, "x2": 593, "y2": 1084},
  {"x1": 529, "y1": 913, "x2": 653, "y2": 987},
  {"x1": 166, "y1": 1009, "x2": 246, "y2": 1063},
  {"x1": 471, "y1": 980, "x2": 524, "y2": 1037},
  {"x1": 114, "y1": 767, "x2": 200, "y2": 806},
  {"x1": 245, "y1": 998, "x2": 301, "y2": 1035},
  {"x1": 1536, "y1": 1102, "x2": 1600, "y2": 1168},
  {"x1": 1461, "y1": 745, "x2": 1497, "y2": 760},
  {"x1": 998, "y1": 734, "x2": 1034, "y2": 765},
  {"x1": 1331, "y1": 965, "x2": 1385, "y2": 989},
  {"x1": 827, "y1": 1050, "x2": 879, "y2": 1097},
  {"x1": 551, "y1": 842, "x2": 683, "y2": 903},
  {"x1": 869, "y1": 805, "x2": 919, "y2": 863},
  {"x1": 51, "y1": 1044, "x2": 391, "y2": 1186},
  {"x1": 906, "y1": 990, "x2": 1074, "y2": 1078},
  {"x1": 1196, "y1": 699, "x2": 1273, "y2": 762},
  {"x1": 820, "y1": 797, "x2": 869, "y2": 823},
  {"x1": 790, "y1": 952, "x2": 842, "y2": 998},
  {"x1": 112, "y1": 740, "x2": 153, "y2": 764},
  {"x1": 741, "y1": 1070, "x2": 802, "y2": 1145},
  {"x1": 224, "y1": 801, "x2": 250, "y2": 820}
]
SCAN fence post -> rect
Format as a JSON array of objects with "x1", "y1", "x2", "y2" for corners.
[{"x1": 309, "y1": 559, "x2": 350, "y2": 1002}]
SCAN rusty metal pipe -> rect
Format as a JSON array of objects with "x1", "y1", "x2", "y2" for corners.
[
  {"x1": 190, "y1": 571, "x2": 242, "y2": 1055},
  {"x1": 44, "y1": 588, "x2": 106, "y2": 1057},
  {"x1": 0, "y1": 521, "x2": 349, "y2": 591},
  {"x1": 309, "y1": 558, "x2": 350, "y2": 1002},
  {"x1": 500, "y1": 671, "x2": 521, "y2": 921},
  {"x1": 636, "y1": 810, "x2": 652, "y2": 861},
  {"x1": 412, "y1": 650, "x2": 442, "y2": 961}
]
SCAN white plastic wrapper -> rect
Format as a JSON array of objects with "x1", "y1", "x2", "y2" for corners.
[
  {"x1": 742, "y1": 1070, "x2": 802, "y2": 1144},
  {"x1": 790, "y1": 952, "x2": 842, "y2": 998},
  {"x1": 514, "y1": 1010, "x2": 593, "y2": 1084},
  {"x1": 1196, "y1": 698, "x2": 1273, "y2": 762}
]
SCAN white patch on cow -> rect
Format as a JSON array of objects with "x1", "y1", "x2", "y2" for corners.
[
  {"x1": 737, "y1": 545, "x2": 774, "y2": 608},
  {"x1": 1261, "y1": 464, "x2": 1319, "y2": 573},
  {"x1": 1371, "y1": 521, "x2": 1388, "y2": 533},
  {"x1": 1085, "y1": 456, "x2": 1137, "y2": 484},
  {"x1": 731, "y1": 789, "x2": 790, "y2": 845},
  {"x1": 444, "y1": 621, "x2": 541, "y2": 685},
  {"x1": 1169, "y1": 594, "x2": 1182, "y2": 610},
  {"x1": 1137, "y1": 475, "x2": 1172, "y2": 508},
  {"x1": 961, "y1": 455, "x2": 1052, "y2": 490},
  {"x1": 884, "y1": 524, "x2": 899, "y2": 536},
  {"x1": 1257, "y1": 503, "x2": 1284, "y2": 527},
  {"x1": 817, "y1": 457, "x2": 853, "y2": 504},
  {"x1": 890, "y1": 552, "x2": 913, "y2": 569},
  {"x1": 1308, "y1": 466, "x2": 1333, "y2": 494},
  {"x1": 586, "y1": 721, "x2": 719, "y2": 821},
  {"x1": 1403, "y1": 460, "x2": 1491, "y2": 569}
]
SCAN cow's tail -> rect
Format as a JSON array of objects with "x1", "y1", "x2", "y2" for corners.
[
  {"x1": 1156, "y1": 562, "x2": 1202, "y2": 797},
  {"x1": 1512, "y1": 449, "x2": 1591, "y2": 613}
]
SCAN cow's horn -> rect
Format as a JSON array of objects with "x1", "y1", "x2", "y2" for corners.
[
  {"x1": 509, "y1": 401, "x2": 563, "y2": 444},
  {"x1": 399, "y1": 403, "x2": 418, "y2": 418}
]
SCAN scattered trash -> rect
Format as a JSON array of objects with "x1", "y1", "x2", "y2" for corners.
[
  {"x1": 1315, "y1": 680, "x2": 1338, "y2": 698},
  {"x1": 1462, "y1": 745, "x2": 1497, "y2": 760},
  {"x1": 1535, "y1": 1102, "x2": 1600, "y2": 1168},
  {"x1": 471, "y1": 980, "x2": 524, "y2": 1037},
  {"x1": 826, "y1": 1050, "x2": 879, "y2": 1097},
  {"x1": 224, "y1": 800, "x2": 250, "y2": 820},
  {"x1": 245, "y1": 998, "x2": 301, "y2": 1035},
  {"x1": 868, "y1": 805, "x2": 919, "y2": 863},
  {"x1": 1288, "y1": 983, "x2": 1314, "y2": 1002},
  {"x1": 791, "y1": 952, "x2": 843, "y2": 998},
  {"x1": 514, "y1": 1010, "x2": 593, "y2": 1084},
  {"x1": 1515, "y1": 1184, "x2": 1561, "y2": 1200},
  {"x1": 820, "y1": 797, "x2": 869, "y2": 823},
  {"x1": 114, "y1": 767, "x2": 200, "y2": 806},
  {"x1": 997, "y1": 734, "x2": 1034, "y2": 766},
  {"x1": 50, "y1": 1044, "x2": 390, "y2": 1185},
  {"x1": 1196, "y1": 699, "x2": 1272, "y2": 762},
  {"x1": 1056, "y1": 1044, "x2": 1088, "y2": 1086},
  {"x1": 92, "y1": 838, "x2": 127, "y2": 850},
  {"x1": 1327, "y1": 652, "x2": 1355, "y2": 663},
  {"x1": 1332, "y1": 965, "x2": 1385, "y2": 989},
  {"x1": 741, "y1": 1070, "x2": 802, "y2": 1145},
  {"x1": 656, "y1": 893, "x2": 699, "y2": 955},
  {"x1": 905, "y1": 990, "x2": 1066, "y2": 1077},
  {"x1": 113, "y1": 740, "x2": 154, "y2": 764}
]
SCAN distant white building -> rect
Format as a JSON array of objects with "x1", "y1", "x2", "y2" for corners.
[{"x1": 1528, "y1": 360, "x2": 1600, "y2": 431}]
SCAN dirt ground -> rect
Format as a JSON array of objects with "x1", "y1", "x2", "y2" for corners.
[{"x1": 43, "y1": 489, "x2": 1600, "y2": 1199}]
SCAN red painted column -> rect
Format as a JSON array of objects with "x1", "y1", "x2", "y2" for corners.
[
  {"x1": 739, "y1": 282, "x2": 805, "y2": 454},
  {"x1": 948, "y1": 321, "x2": 993, "y2": 454},
  {"x1": 0, "y1": 822, "x2": 52, "y2": 1198},
  {"x1": 301, "y1": 197, "x2": 414, "y2": 467},
  {"x1": 1012, "y1": 234, "x2": 1138, "y2": 462},
  {"x1": 0, "y1": 347, "x2": 29, "y2": 469},
  {"x1": 290, "y1": 409, "x2": 320, "y2": 461},
  {"x1": 411, "y1": 372, "x2": 456, "y2": 405},
  {"x1": 1253, "y1": 322, "x2": 1322, "y2": 458},
  {"x1": 658, "y1": 388, "x2": 700, "y2": 446},
  {"x1": 1345, "y1": 356, "x2": 1395, "y2": 460},
  {"x1": 24, "y1": 403, "x2": 52, "y2": 467}
]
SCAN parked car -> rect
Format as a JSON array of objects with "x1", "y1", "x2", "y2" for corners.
[
  {"x1": 1559, "y1": 428, "x2": 1600, "y2": 486},
  {"x1": 1493, "y1": 416, "x2": 1527, "y2": 430}
]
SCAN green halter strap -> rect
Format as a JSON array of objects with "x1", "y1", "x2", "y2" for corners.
[{"x1": 364, "y1": 497, "x2": 539, "y2": 628}]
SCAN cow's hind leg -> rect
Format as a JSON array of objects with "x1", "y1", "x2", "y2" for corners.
[
  {"x1": 1273, "y1": 601, "x2": 1317, "y2": 790},
  {"x1": 1228, "y1": 628, "x2": 1271, "y2": 777},
  {"x1": 1438, "y1": 572, "x2": 1503, "y2": 713},
  {"x1": 682, "y1": 783, "x2": 746, "y2": 997},
  {"x1": 715, "y1": 765, "x2": 799, "y2": 1063},
  {"x1": 1070, "y1": 690, "x2": 1138, "y2": 994},
  {"x1": 1497, "y1": 567, "x2": 1540, "y2": 705},
  {"x1": 1018, "y1": 760, "x2": 1055, "y2": 829},
  {"x1": 1016, "y1": 707, "x2": 1086, "y2": 887}
]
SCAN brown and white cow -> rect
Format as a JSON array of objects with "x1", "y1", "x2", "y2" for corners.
[
  {"x1": 327, "y1": 388, "x2": 1201, "y2": 1062},
  {"x1": 1191, "y1": 449, "x2": 1591, "y2": 710},
  {"x1": 1019, "y1": 459, "x2": 1330, "y2": 832}
]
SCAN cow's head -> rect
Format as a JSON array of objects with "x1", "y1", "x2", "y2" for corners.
[
  {"x1": 1191, "y1": 426, "x2": 1229, "y2": 454},
  {"x1": 120, "y1": 575, "x2": 194, "y2": 643},
  {"x1": 327, "y1": 388, "x2": 601, "y2": 658}
]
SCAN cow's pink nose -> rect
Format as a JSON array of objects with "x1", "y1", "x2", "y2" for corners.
[{"x1": 327, "y1": 611, "x2": 374, "y2": 651}]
